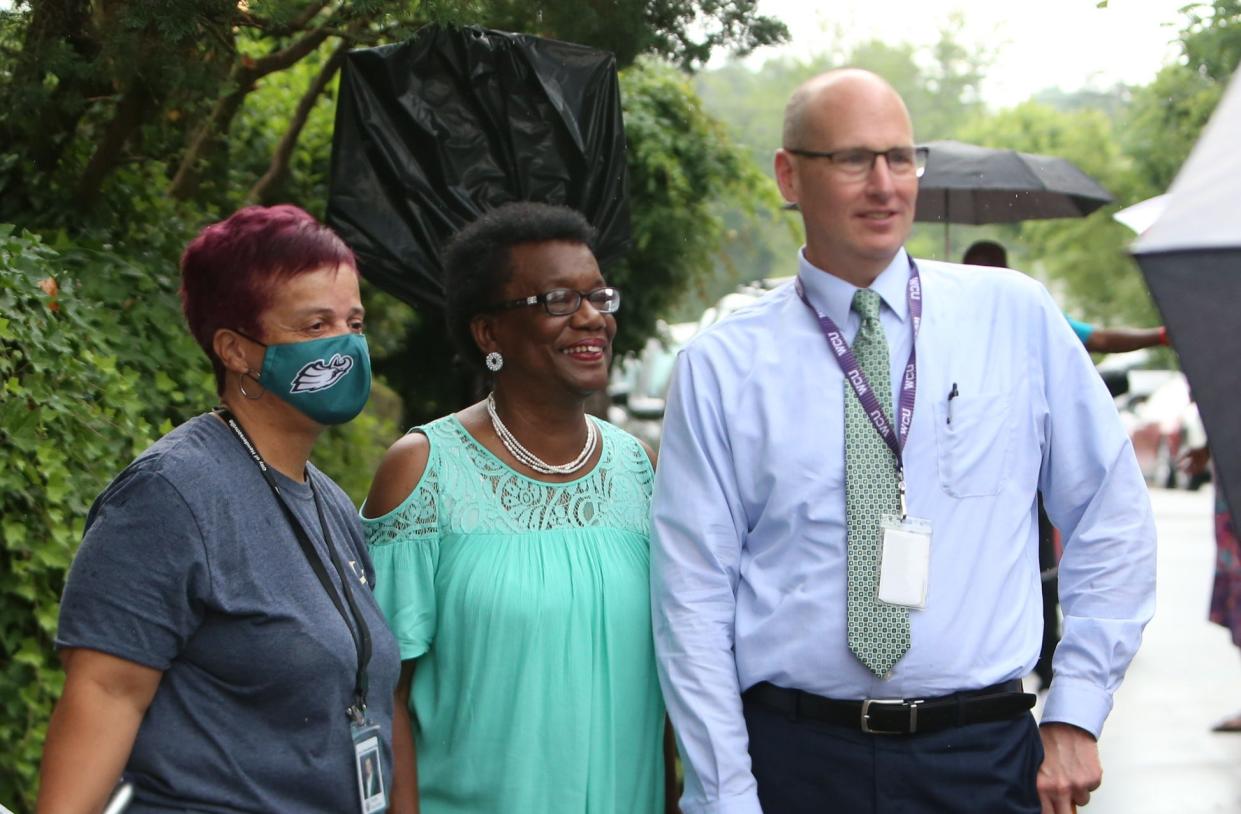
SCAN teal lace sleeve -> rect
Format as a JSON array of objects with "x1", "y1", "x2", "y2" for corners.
[{"x1": 362, "y1": 426, "x2": 443, "y2": 660}]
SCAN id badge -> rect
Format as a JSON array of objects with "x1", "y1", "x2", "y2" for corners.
[
  {"x1": 352, "y1": 720, "x2": 388, "y2": 814},
  {"x1": 877, "y1": 513, "x2": 932, "y2": 609}
]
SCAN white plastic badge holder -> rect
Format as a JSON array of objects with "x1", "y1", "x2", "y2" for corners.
[
  {"x1": 354, "y1": 723, "x2": 388, "y2": 813},
  {"x1": 877, "y1": 513, "x2": 932, "y2": 609}
]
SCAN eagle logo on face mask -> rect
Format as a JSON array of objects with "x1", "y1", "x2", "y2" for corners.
[{"x1": 289, "y1": 353, "x2": 354, "y2": 393}]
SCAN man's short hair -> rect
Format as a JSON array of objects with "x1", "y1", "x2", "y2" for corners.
[
  {"x1": 781, "y1": 69, "x2": 908, "y2": 149},
  {"x1": 962, "y1": 240, "x2": 1009, "y2": 268}
]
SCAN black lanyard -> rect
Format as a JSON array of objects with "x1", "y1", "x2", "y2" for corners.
[{"x1": 217, "y1": 409, "x2": 372, "y2": 722}]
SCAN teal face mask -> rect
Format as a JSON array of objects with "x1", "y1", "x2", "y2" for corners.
[{"x1": 248, "y1": 332, "x2": 372, "y2": 425}]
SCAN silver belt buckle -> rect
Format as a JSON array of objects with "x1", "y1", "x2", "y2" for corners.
[{"x1": 861, "y1": 698, "x2": 920, "y2": 734}]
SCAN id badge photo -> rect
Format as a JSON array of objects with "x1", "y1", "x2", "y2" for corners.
[{"x1": 353, "y1": 721, "x2": 388, "y2": 814}]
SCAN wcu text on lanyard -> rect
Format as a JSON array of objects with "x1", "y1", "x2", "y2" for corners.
[{"x1": 794, "y1": 256, "x2": 922, "y2": 518}]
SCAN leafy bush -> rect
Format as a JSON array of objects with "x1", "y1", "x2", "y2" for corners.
[{"x1": 0, "y1": 226, "x2": 173, "y2": 808}]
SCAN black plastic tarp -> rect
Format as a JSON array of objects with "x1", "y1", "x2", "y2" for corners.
[{"x1": 326, "y1": 25, "x2": 631, "y2": 310}]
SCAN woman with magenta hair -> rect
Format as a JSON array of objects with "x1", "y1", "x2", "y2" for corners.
[{"x1": 37, "y1": 205, "x2": 400, "y2": 813}]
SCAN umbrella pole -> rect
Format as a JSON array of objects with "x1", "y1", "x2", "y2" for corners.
[{"x1": 944, "y1": 194, "x2": 952, "y2": 260}]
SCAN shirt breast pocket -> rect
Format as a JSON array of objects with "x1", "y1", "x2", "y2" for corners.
[{"x1": 932, "y1": 392, "x2": 1014, "y2": 498}]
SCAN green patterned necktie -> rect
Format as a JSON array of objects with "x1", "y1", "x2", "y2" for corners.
[{"x1": 845, "y1": 288, "x2": 911, "y2": 677}]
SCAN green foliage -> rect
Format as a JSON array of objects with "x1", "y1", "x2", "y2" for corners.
[
  {"x1": 0, "y1": 228, "x2": 165, "y2": 810},
  {"x1": 228, "y1": 49, "x2": 343, "y2": 212},
  {"x1": 422, "y1": 0, "x2": 788, "y2": 69},
  {"x1": 956, "y1": 102, "x2": 1159, "y2": 327},
  {"x1": 610, "y1": 59, "x2": 783, "y2": 350},
  {"x1": 1122, "y1": 0, "x2": 1241, "y2": 195},
  {"x1": 1122, "y1": 64, "x2": 1222, "y2": 195},
  {"x1": 1182, "y1": 0, "x2": 1241, "y2": 82},
  {"x1": 696, "y1": 18, "x2": 991, "y2": 176}
]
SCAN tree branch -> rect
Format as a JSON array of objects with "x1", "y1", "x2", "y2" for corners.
[
  {"x1": 290, "y1": 0, "x2": 336, "y2": 32},
  {"x1": 168, "y1": 19, "x2": 339, "y2": 201},
  {"x1": 75, "y1": 80, "x2": 154, "y2": 206},
  {"x1": 2, "y1": 0, "x2": 99, "y2": 172},
  {"x1": 233, "y1": 0, "x2": 334, "y2": 35},
  {"x1": 250, "y1": 22, "x2": 336, "y2": 76},
  {"x1": 248, "y1": 39, "x2": 349, "y2": 205}
]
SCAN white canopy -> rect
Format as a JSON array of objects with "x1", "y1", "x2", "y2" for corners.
[{"x1": 1133, "y1": 70, "x2": 1241, "y2": 254}]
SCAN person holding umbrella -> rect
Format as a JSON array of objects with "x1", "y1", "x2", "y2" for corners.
[
  {"x1": 650, "y1": 69, "x2": 1155, "y2": 814},
  {"x1": 962, "y1": 241, "x2": 1168, "y2": 354}
]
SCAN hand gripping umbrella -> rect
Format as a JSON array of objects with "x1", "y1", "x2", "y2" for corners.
[
  {"x1": 325, "y1": 25, "x2": 631, "y2": 310},
  {"x1": 915, "y1": 139, "x2": 1113, "y2": 256},
  {"x1": 1132, "y1": 69, "x2": 1241, "y2": 518}
]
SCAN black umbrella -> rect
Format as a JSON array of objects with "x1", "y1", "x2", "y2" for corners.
[
  {"x1": 1132, "y1": 71, "x2": 1241, "y2": 519},
  {"x1": 325, "y1": 26, "x2": 630, "y2": 310},
  {"x1": 915, "y1": 140, "x2": 1113, "y2": 255}
]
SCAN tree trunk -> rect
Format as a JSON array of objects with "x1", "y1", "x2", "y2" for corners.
[
  {"x1": 75, "y1": 81, "x2": 155, "y2": 207},
  {"x1": 2, "y1": 0, "x2": 99, "y2": 173},
  {"x1": 169, "y1": 25, "x2": 336, "y2": 201},
  {"x1": 248, "y1": 41, "x2": 349, "y2": 205},
  {"x1": 167, "y1": 76, "x2": 251, "y2": 201}
]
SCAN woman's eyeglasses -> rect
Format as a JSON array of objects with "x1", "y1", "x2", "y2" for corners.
[{"x1": 487, "y1": 286, "x2": 622, "y2": 317}]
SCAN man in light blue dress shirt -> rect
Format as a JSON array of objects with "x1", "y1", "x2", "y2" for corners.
[{"x1": 650, "y1": 69, "x2": 1156, "y2": 814}]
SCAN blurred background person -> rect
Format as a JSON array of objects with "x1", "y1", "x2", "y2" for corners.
[
  {"x1": 963, "y1": 240, "x2": 1168, "y2": 354},
  {"x1": 37, "y1": 205, "x2": 400, "y2": 813},
  {"x1": 362, "y1": 202, "x2": 674, "y2": 813},
  {"x1": 1181, "y1": 442, "x2": 1241, "y2": 732}
]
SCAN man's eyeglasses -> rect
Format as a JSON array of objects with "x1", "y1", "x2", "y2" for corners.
[
  {"x1": 784, "y1": 146, "x2": 929, "y2": 179},
  {"x1": 487, "y1": 286, "x2": 622, "y2": 317}
]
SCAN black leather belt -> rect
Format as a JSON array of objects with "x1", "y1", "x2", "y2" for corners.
[{"x1": 742, "y1": 679, "x2": 1035, "y2": 735}]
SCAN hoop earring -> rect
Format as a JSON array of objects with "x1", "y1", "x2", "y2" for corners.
[
  {"x1": 238, "y1": 371, "x2": 264, "y2": 400},
  {"x1": 485, "y1": 352, "x2": 504, "y2": 372}
]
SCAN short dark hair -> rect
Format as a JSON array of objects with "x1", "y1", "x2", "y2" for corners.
[
  {"x1": 443, "y1": 202, "x2": 596, "y2": 369},
  {"x1": 962, "y1": 240, "x2": 1008, "y2": 268},
  {"x1": 180, "y1": 205, "x2": 357, "y2": 394}
]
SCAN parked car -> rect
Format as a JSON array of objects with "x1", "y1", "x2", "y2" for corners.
[
  {"x1": 1119, "y1": 371, "x2": 1209, "y2": 490},
  {"x1": 607, "y1": 320, "x2": 698, "y2": 451},
  {"x1": 608, "y1": 277, "x2": 791, "y2": 450}
]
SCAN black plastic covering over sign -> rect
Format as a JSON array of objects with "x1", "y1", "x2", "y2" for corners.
[{"x1": 326, "y1": 25, "x2": 631, "y2": 310}]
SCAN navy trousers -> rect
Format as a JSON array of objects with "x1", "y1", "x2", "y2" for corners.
[{"x1": 743, "y1": 696, "x2": 1043, "y2": 813}]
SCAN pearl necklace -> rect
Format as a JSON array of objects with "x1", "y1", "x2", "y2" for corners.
[{"x1": 486, "y1": 392, "x2": 599, "y2": 475}]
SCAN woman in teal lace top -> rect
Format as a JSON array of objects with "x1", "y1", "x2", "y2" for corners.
[{"x1": 361, "y1": 203, "x2": 672, "y2": 813}]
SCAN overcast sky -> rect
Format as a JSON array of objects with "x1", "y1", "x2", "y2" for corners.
[{"x1": 732, "y1": 0, "x2": 1192, "y2": 107}]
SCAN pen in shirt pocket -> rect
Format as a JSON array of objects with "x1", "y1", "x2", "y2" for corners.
[{"x1": 947, "y1": 382, "x2": 959, "y2": 425}]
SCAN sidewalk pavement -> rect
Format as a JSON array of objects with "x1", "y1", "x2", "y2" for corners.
[{"x1": 1040, "y1": 486, "x2": 1241, "y2": 813}]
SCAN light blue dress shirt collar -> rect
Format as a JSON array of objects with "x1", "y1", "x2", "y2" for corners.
[{"x1": 796, "y1": 248, "x2": 911, "y2": 330}]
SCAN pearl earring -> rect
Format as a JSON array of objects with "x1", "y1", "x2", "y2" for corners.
[{"x1": 485, "y1": 352, "x2": 504, "y2": 372}]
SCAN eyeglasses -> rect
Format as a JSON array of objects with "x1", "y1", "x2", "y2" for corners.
[
  {"x1": 487, "y1": 286, "x2": 622, "y2": 317},
  {"x1": 784, "y1": 146, "x2": 929, "y2": 179}
]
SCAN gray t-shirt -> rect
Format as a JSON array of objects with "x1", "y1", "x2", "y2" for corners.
[{"x1": 57, "y1": 413, "x2": 400, "y2": 813}]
